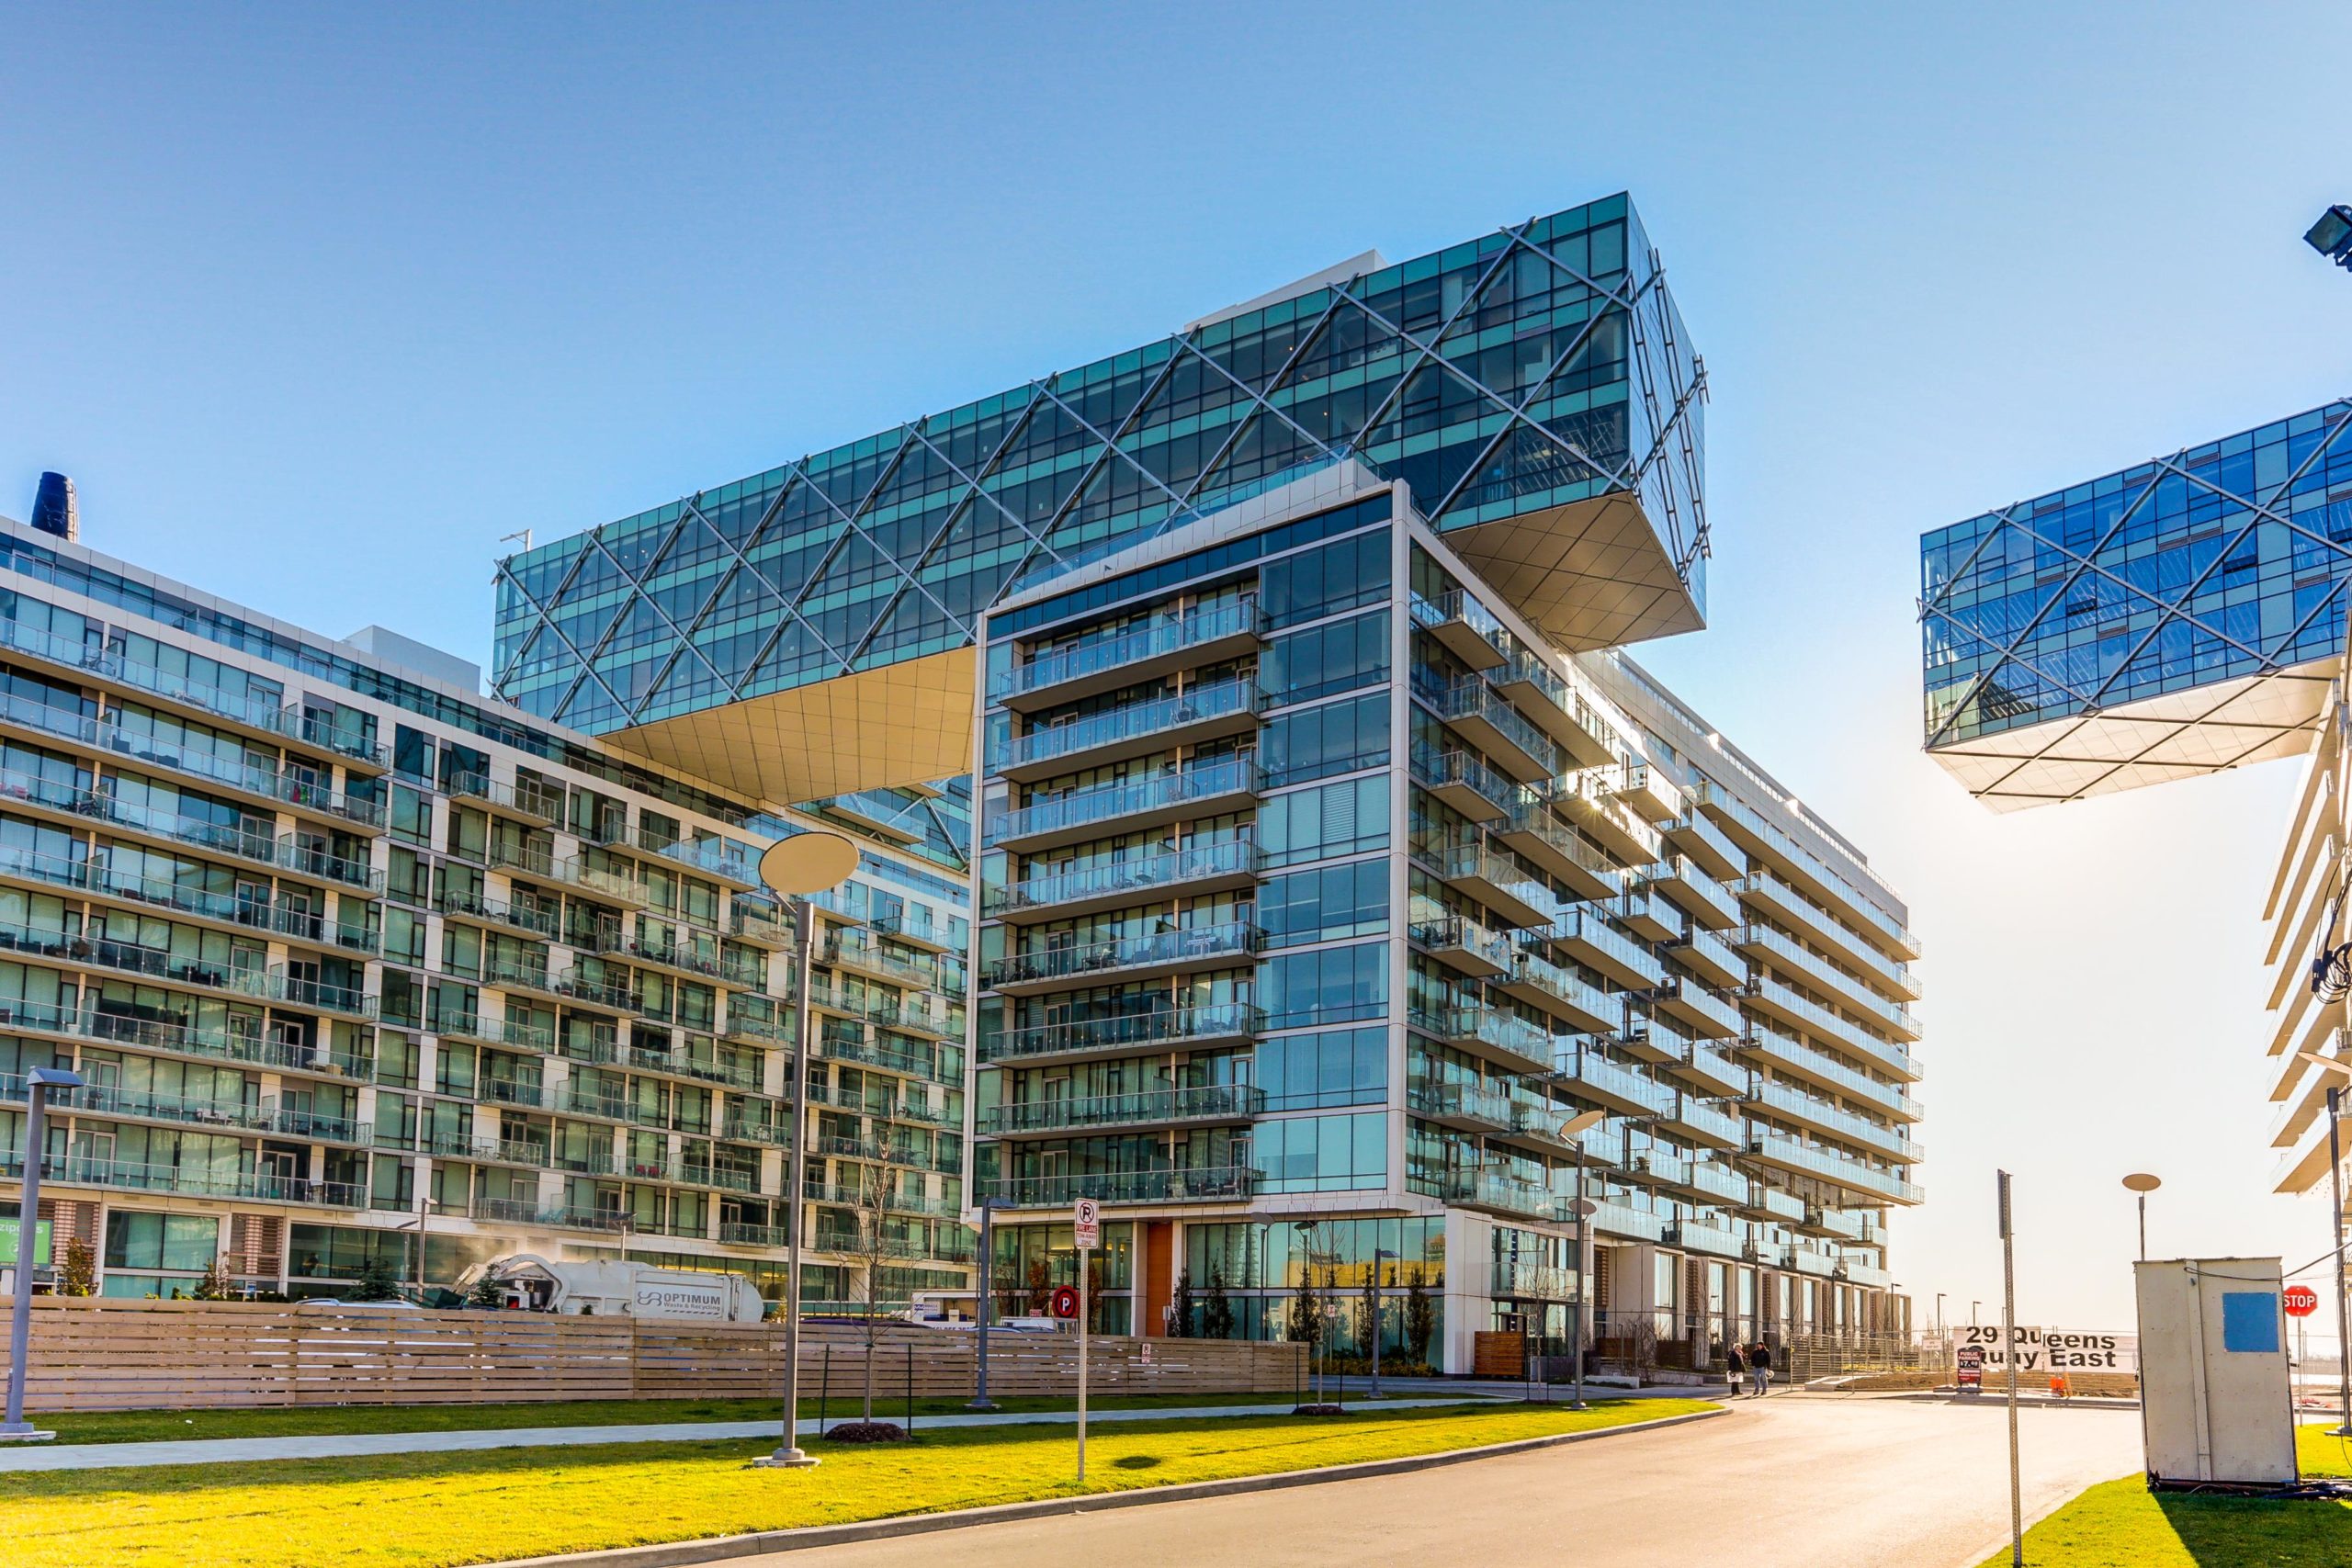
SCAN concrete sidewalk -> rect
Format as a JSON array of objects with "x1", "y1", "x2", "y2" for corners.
[{"x1": 0, "y1": 1395, "x2": 1505, "y2": 1474}]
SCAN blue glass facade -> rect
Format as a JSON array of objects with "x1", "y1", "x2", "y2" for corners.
[
  {"x1": 492, "y1": 193, "x2": 1705, "y2": 739},
  {"x1": 1922, "y1": 400, "x2": 2352, "y2": 749}
]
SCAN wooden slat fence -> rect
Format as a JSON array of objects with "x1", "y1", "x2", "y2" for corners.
[{"x1": 1, "y1": 1298, "x2": 1304, "y2": 1413}]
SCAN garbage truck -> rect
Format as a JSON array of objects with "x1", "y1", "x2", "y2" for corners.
[{"x1": 453, "y1": 1253, "x2": 767, "y2": 1323}]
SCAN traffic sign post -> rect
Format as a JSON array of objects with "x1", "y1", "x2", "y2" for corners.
[
  {"x1": 2285, "y1": 1284, "x2": 2320, "y2": 1319},
  {"x1": 1073, "y1": 1198, "x2": 1098, "y2": 1483}
]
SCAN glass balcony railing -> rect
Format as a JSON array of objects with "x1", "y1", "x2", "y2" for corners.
[
  {"x1": 1441, "y1": 1168, "x2": 1566, "y2": 1222},
  {"x1": 1554, "y1": 1048, "x2": 1675, "y2": 1115},
  {"x1": 979, "y1": 1083, "x2": 1266, "y2": 1136},
  {"x1": 436, "y1": 888, "x2": 561, "y2": 940},
  {"x1": 981, "y1": 1165, "x2": 1259, "y2": 1207},
  {"x1": 1695, "y1": 783, "x2": 1916, "y2": 958},
  {"x1": 983, "y1": 1001, "x2": 1264, "y2": 1063},
  {"x1": 996, "y1": 678, "x2": 1264, "y2": 774},
  {"x1": 443, "y1": 773, "x2": 566, "y2": 825},
  {"x1": 1496, "y1": 802, "x2": 1623, "y2": 896},
  {"x1": 1750, "y1": 1078, "x2": 1922, "y2": 1163},
  {"x1": 981, "y1": 919, "x2": 1263, "y2": 990},
  {"x1": 1735, "y1": 924, "x2": 1917, "y2": 1036},
  {"x1": 1408, "y1": 743, "x2": 1516, "y2": 821},
  {"x1": 0, "y1": 615, "x2": 388, "y2": 768},
  {"x1": 1550, "y1": 908, "x2": 1664, "y2": 987},
  {"x1": 984, "y1": 840, "x2": 1262, "y2": 918},
  {"x1": 1408, "y1": 1004, "x2": 1554, "y2": 1069},
  {"x1": 986, "y1": 755, "x2": 1264, "y2": 848},
  {"x1": 1743, "y1": 974, "x2": 1917, "y2": 1078},
  {"x1": 2, "y1": 1151, "x2": 366, "y2": 1207},
  {"x1": 1408, "y1": 909, "x2": 1516, "y2": 973},
  {"x1": 992, "y1": 597, "x2": 1267, "y2": 703},
  {"x1": 1413, "y1": 672, "x2": 1562, "y2": 777},
  {"x1": 1748, "y1": 1129, "x2": 1923, "y2": 1204},
  {"x1": 1738, "y1": 1023, "x2": 1922, "y2": 1120}
]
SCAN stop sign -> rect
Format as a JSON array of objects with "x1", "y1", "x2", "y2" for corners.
[{"x1": 2285, "y1": 1284, "x2": 2319, "y2": 1318}]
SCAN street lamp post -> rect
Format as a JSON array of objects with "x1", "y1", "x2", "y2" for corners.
[
  {"x1": 2295, "y1": 1051, "x2": 2352, "y2": 1434},
  {"x1": 752, "y1": 831, "x2": 860, "y2": 1472},
  {"x1": 967, "y1": 1195, "x2": 996, "y2": 1411},
  {"x1": 1367, "y1": 1247, "x2": 1396, "y2": 1397},
  {"x1": 2121, "y1": 1173, "x2": 2161, "y2": 1262},
  {"x1": 1557, "y1": 1111, "x2": 1606, "y2": 1412},
  {"x1": 3, "y1": 1066, "x2": 84, "y2": 1441}
]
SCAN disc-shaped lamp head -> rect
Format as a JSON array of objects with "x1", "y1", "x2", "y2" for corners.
[
  {"x1": 2120, "y1": 1173, "x2": 2162, "y2": 1194},
  {"x1": 758, "y1": 831, "x2": 860, "y2": 896}
]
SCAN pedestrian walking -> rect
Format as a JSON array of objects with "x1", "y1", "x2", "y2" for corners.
[
  {"x1": 1748, "y1": 1341, "x2": 1772, "y2": 1396},
  {"x1": 1724, "y1": 1343, "x2": 1745, "y2": 1393}
]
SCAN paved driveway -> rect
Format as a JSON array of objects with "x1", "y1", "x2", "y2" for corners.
[{"x1": 763, "y1": 1395, "x2": 2143, "y2": 1568}]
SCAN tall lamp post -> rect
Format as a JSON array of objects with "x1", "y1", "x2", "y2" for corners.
[
  {"x1": 2121, "y1": 1173, "x2": 2161, "y2": 1262},
  {"x1": 3, "y1": 1066, "x2": 84, "y2": 1442},
  {"x1": 967, "y1": 1194, "x2": 996, "y2": 1410},
  {"x1": 1557, "y1": 1111, "x2": 1606, "y2": 1412},
  {"x1": 2296, "y1": 1049, "x2": 2352, "y2": 1435},
  {"x1": 752, "y1": 830, "x2": 861, "y2": 1472}
]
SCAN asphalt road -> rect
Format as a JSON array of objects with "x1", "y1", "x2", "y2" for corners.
[{"x1": 761, "y1": 1395, "x2": 2143, "y2": 1568}]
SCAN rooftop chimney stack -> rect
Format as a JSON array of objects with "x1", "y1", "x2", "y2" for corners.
[{"x1": 29, "y1": 473, "x2": 77, "y2": 543}]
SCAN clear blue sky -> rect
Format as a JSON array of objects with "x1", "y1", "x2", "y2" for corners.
[{"x1": 4, "y1": 1, "x2": 2348, "y2": 1327}]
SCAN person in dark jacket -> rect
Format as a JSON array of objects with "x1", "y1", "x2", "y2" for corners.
[
  {"x1": 1724, "y1": 1344, "x2": 1745, "y2": 1391},
  {"x1": 1748, "y1": 1341, "x2": 1772, "y2": 1396}
]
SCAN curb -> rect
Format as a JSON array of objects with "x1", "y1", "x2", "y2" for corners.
[{"x1": 486, "y1": 1405, "x2": 1730, "y2": 1568}]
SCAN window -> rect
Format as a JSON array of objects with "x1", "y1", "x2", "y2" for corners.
[
  {"x1": 103, "y1": 1211, "x2": 220, "y2": 1272},
  {"x1": 1255, "y1": 1111, "x2": 1386, "y2": 1193},
  {"x1": 1261, "y1": 861, "x2": 1388, "y2": 947},
  {"x1": 1265, "y1": 611, "x2": 1389, "y2": 705},
  {"x1": 1260, "y1": 775, "x2": 1389, "y2": 868},
  {"x1": 1257, "y1": 1025, "x2": 1386, "y2": 1111},
  {"x1": 1263, "y1": 529, "x2": 1391, "y2": 627},
  {"x1": 1263, "y1": 693, "x2": 1388, "y2": 788},
  {"x1": 1260, "y1": 942, "x2": 1386, "y2": 1029}
]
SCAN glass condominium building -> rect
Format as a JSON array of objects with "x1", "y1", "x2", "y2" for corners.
[
  {"x1": 1920, "y1": 399, "x2": 2352, "y2": 809},
  {"x1": 971, "y1": 463, "x2": 1921, "y2": 1365},
  {"x1": 0, "y1": 516, "x2": 976, "y2": 1305}
]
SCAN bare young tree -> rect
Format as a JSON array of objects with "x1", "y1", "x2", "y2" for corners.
[{"x1": 848, "y1": 1144, "x2": 912, "y2": 1428}]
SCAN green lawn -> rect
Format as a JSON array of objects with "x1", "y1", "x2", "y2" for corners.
[
  {"x1": 41, "y1": 1389, "x2": 1350, "y2": 1446},
  {"x1": 1983, "y1": 1425, "x2": 2352, "y2": 1566},
  {"x1": 0, "y1": 1400, "x2": 1712, "y2": 1568}
]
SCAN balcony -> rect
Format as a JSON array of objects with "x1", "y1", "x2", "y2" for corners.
[
  {"x1": 980, "y1": 919, "x2": 1264, "y2": 995},
  {"x1": 1554, "y1": 1048, "x2": 1673, "y2": 1116},
  {"x1": 490, "y1": 841, "x2": 647, "y2": 907},
  {"x1": 0, "y1": 996, "x2": 368, "y2": 1078},
  {"x1": 273, "y1": 837, "x2": 381, "y2": 893},
  {"x1": 594, "y1": 932, "x2": 762, "y2": 991},
  {"x1": 0, "y1": 694, "x2": 390, "y2": 829},
  {"x1": 1407, "y1": 1078, "x2": 1516, "y2": 1133},
  {"x1": 1662, "y1": 810, "x2": 1744, "y2": 882},
  {"x1": 1611, "y1": 760, "x2": 1687, "y2": 825},
  {"x1": 650, "y1": 838, "x2": 760, "y2": 890},
  {"x1": 985, "y1": 755, "x2": 1264, "y2": 854},
  {"x1": 1663, "y1": 1220, "x2": 1745, "y2": 1259},
  {"x1": 1547, "y1": 773, "x2": 1662, "y2": 866},
  {"x1": 980, "y1": 1165, "x2": 1260, "y2": 1208},
  {"x1": 1408, "y1": 745, "x2": 1514, "y2": 824},
  {"x1": 984, "y1": 840, "x2": 1262, "y2": 924},
  {"x1": 1740, "y1": 974, "x2": 1918, "y2": 1079},
  {"x1": 1613, "y1": 883, "x2": 1679, "y2": 942},
  {"x1": 1732, "y1": 924, "x2": 1919, "y2": 1038},
  {"x1": 1493, "y1": 804, "x2": 1620, "y2": 902},
  {"x1": 428, "y1": 1131, "x2": 552, "y2": 1168},
  {"x1": 728, "y1": 902, "x2": 796, "y2": 948},
  {"x1": 444, "y1": 773, "x2": 565, "y2": 827},
  {"x1": 1590, "y1": 1201, "x2": 1667, "y2": 1243},
  {"x1": 4, "y1": 1152, "x2": 366, "y2": 1209},
  {"x1": 1441, "y1": 1168, "x2": 1566, "y2": 1224},
  {"x1": 1549, "y1": 908, "x2": 1663, "y2": 989},
  {"x1": 0, "y1": 615, "x2": 387, "y2": 772},
  {"x1": 1749, "y1": 1079, "x2": 1922, "y2": 1164},
  {"x1": 1667, "y1": 927, "x2": 1747, "y2": 991},
  {"x1": 1414, "y1": 673, "x2": 1560, "y2": 784},
  {"x1": 1665, "y1": 1038, "x2": 1747, "y2": 1100},
  {"x1": 980, "y1": 1083, "x2": 1266, "y2": 1138},
  {"x1": 1643, "y1": 856, "x2": 1740, "y2": 931},
  {"x1": 1409, "y1": 909, "x2": 1516, "y2": 979},
  {"x1": 993, "y1": 596, "x2": 1268, "y2": 711},
  {"x1": 239, "y1": 965, "x2": 377, "y2": 1021},
  {"x1": 1746, "y1": 1130, "x2": 1923, "y2": 1205},
  {"x1": 1408, "y1": 589, "x2": 1510, "y2": 672},
  {"x1": 1652, "y1": 975, "x2": 1742, "y2": 1041},
  {"x1": 1655, "y1": 1091, "x2": 1745, "y2": 1150},
  {"x1": 981, "y1": 1001, "x2": 1264, "y2": 1066},
  {"x1": 1408, "y1": 1004, "x2": 1555, "y2": 1076},
  {"x1": 1433, "y1": 840, "x2": 1557, "y2": 929},
  {"x1": 1488, "y1": 649, "x2": 1625, "y2": 768},
  {"x1": 1737, "y1": 1023, "x2": 1922, "y2": 1122},
  {"x1": 437, "y1": 888, "x2": 561, "y2": 941},
  {"x1": 1694, "y1": 783, "x2": 1917, "y2": 961},
  {"x1": 994, "y1": 678, "x2": 1265, "y2": 783},
  {"x1": 1496, "y1": 951, "x2": 1618, "y2": 1033}
]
